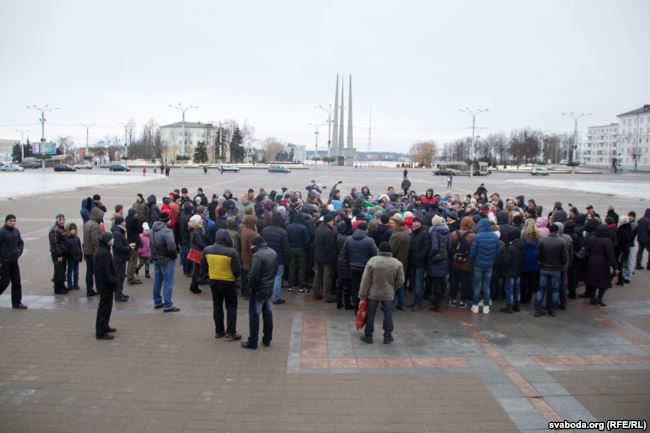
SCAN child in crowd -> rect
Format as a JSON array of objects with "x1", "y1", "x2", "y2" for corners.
[
  {"x1": 137, "y1": 222, "x2": 152, "y2": 279},
  {"x1": 66, "y1": 222, "x2": 83, "y2": 290}
]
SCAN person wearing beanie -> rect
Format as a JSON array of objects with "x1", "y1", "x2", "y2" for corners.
[
  {"x1": 49, "y1": 213, "x2": 69, "y2": 294},
  {"x1": 0, "y1": 214, "x2": 27, "y2": 309},
  {"x1": 111, "y1": 215, "x2": 133, "y2": 302},
  {"x1": 534, "y1": 222, "x2": 567, "y2": 317},
  {"x1": 187, "y1": 214, "x2": 206, "y2": 295},
  {"x1": 388, "y1": 213, "x2": 410, "y2": 310},
  {"x1": 407, "y1": 216, "x2": 430, "y2": 312},
  {"x1": 137, "y1": 222, "x2": 152, "y2": 279},
  {"x1": 313, "y1": 212, "x2": 338, "y2": 302},
  {"x1": 358, "y1": 242, "x2": 404, "y2": 345},
  {"x1": 95, "y1": 231, "x2": 117, "y2": 340},
  {"x1": 132, "y1": 193, "x2": 148, "y2": 224},
  {"x1": 241, "y1": 236, "x2": 278, "y2": 350},
  {"x1": 151, "y1": 210, "x2": 180, "y2": 312}
]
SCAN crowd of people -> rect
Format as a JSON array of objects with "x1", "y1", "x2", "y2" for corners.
[{"x1": 1, "y1": 176, "x2": 650, "y2": 346}]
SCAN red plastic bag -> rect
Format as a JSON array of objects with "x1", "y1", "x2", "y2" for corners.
[
  {"x1": 356, "y1": 299, "x2": 368, "y2": 330},
  {"x1": 186, "y1": 248, "x2": 203, "y2": 264}
]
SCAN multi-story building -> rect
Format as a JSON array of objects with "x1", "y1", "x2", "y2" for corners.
[
  {"x1": 617, "y1": 105, "x2": 650, "y2": 171},
  {"x1": 159, "y1": 121, "x2": 216, "y2": 163},
  {"x1": 584, "y1": 123, "x2": 619, "y2": 168}
]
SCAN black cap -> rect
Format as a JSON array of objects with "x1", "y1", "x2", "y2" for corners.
[
  {"x1": 56, "y1": 213, "x2": 65, "y2": 220},
  {"x1": 323, "y1": 212, "x2": 335, "y2": 223},
  {"x1": 114, "y1": 216, "x2": 125, "y2": 226},
  {"x1": 159, "y1": 211, "x2": 171, "y2": 222},
  {"x1": 100, "y1": 232, "x2": 113, "y2": 243},
  {"x1": 251, "y1": 236, "x2": 266, "y2": 247},
  {"x1": 5, "y1": 214, "x2": 16, "y2": 222},
  {"x1": 378, "y1": 242, "x2": 392, "y2": 253}
]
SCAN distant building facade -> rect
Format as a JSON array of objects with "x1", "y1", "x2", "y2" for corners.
[
  {"x1": 584, "y1": 123, "x2": 618, "y2": 168},
  {"x1": 159, "y1": 121, "x2": 217, "y2": 163}
]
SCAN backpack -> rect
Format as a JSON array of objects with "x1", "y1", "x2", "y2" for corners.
[{"x1": 453, "y1": 231, "x2": 471, "y2": 263}]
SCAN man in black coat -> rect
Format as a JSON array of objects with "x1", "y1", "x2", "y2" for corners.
[
  {"x1": 286, "y1": 212, "x2": 310, "y2": 294},
  {"x1": 407, "y1": 217, "x2": 430, "y2": 311},
  {"x1": 111, "y1": 216, "x2": 134, "y2": 302},
  {"x1": 0, "y1": 214, "x2": 27, "y2": 309},
  {"x1": 636, "y1": 208, "x2": 650, "y2": 270},
  {"x1": 94, "y1": 232, "x2": 118, "y2": 340},
  {"x1": 49, "y1": 214, "x2": 69, "y2": 294},
  {"x1": 262, "y1": 212, "x2": 289, "y2": 304},
  {"x1": 313, "y1": 212, "x2": 338, "y2": 301},
  {"x1": 125, "y1": 208, "x2": 143, "y2": 285}
]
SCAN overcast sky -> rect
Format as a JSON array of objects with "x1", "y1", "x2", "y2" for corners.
[{"x1": 1, "y1": 0, "x2": 648, "y2": 152}]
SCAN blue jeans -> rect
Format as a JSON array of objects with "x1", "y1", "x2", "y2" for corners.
[
  {"x1": 505, "y1": 277, "x2": 520, "y2": 305},
  {"x1": 365, "y1": 299, "x2": 394, "y2": 339},
  {"x1": 272, "y1": 264, "x2": 284, "y2": 301},
  {"x1": 85, "y1": 254, "x2": 94, "y2": 294},
  {"x1": 66, "y1": 259, "x2": 79, "y2": 288},
  {"x1": 535, "y1": 270, "x2": 561, "y2": 313},
  {"x1": 410, "y1": 267, "x2": 425, "y2": 306},
  {"x1": 473, "y1": 267, "x2": 492, "y2": 306},
  {"x1": 152, "y1": 259, "x2": 176, "y2": 309},
  {"x1": 247, "y1": 288, "x2": 273, "y2": 346}
]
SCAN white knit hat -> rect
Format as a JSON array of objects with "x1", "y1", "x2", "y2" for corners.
[
  {"x1": 189, "y1": 215, "x2": 202, "y2": 224},
  {"x1": 142, "y1": 222, "x2": 150, "y2": 231}
]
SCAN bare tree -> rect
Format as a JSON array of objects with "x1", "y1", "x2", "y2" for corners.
[
  {"x1": 263, "y1": 137, "x2": 286, "y2": 162},
  {"x1": 409, "y1": 140, "x2": 438, "y2": 167}
]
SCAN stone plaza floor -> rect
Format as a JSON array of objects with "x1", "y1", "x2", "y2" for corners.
[{"x1": 0, "y1": 167, "x2": 649, "y2": 432}]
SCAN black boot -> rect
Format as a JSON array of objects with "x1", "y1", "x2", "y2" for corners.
[
  {"x1": 500, "y1": 304, "x2": 513, "y2": 314},
  {"x1": 512, "y1": 302, "x2": 521, "y2": 312}
]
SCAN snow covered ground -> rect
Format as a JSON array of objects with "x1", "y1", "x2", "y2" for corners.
[
  {"x1": 505, "y1": 178, "x2": 650, "y2": 201},
  {"x1": 0, "y1": 172, "x2": 162, "y2": 200}
]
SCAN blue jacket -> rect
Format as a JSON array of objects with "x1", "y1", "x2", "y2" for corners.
[
  {"x1": 521, "y1": 240, "x2": 540, "y2": 272},
  {"x1": 342, "y1": 229, "x2": 378, "y2": 269},
  {"x1": 428, "y1": 224, "x2": 451, "y2": 277},
  {"x1": 469, "y1": 218, "x2": 500, "y2": 269}
]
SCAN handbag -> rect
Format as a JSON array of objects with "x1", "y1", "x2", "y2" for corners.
[
  {"x1": 186, "y1": 248, "x2": 203, "y2": 264},
  {"x1": 356, "y1": 299, "x2": 368, "y2": 330}
]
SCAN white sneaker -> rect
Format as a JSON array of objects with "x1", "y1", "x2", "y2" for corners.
[
  {"x1": 478, "y1": 300, "x2": 483, "y2": 307},
  {"x1": 483, "y1": 306, "x2": 490, "y2": 314},
  {"x1": 471, "y1": 305, "x2": 479, "y2": 314}
]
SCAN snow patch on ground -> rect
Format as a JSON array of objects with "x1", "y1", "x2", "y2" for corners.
[
  {"x1": 505, "y1": 178, "x2": 650, "y2": 200},
  {"x1": 0, "y1": 172, "x2": 162, "y2": 200}
]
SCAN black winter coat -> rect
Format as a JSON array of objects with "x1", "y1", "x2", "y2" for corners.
[
  {"x1": 179, "y1": 207, "x2": 193, "y2": 243},
  {"x1": 336, "y1": 233, "x2": 350, "y2": 279},
  {"x1": 286, "y1": 214, "x2": 310, "y2": 249},
  {"x1": 0, "y1": 225, "x2": 24, "y2": 265},
  {"x1": 190, "y1": 227, "x2": 206, "y2": 251},
  {"x1": 49, "y1": 224, "x2": 68, "y2": 258},
  {"x1": 501, "y1": 239, "x2": 525, "y2": 278},
  {"x1": 146, "y1": 195, "x2": 161, "y2": 227},
  {"x1": 125, "y1": 214, "x2": 142, "y2": 247},
  {"x1": 93, "y1": 242, "x2": 117, "y2": 293},
  {"x1": 370, "y1": 224, "x2": 392, "y2": 247},
  {"x1": 342, "y1": 229, "x2": 378, "y2": 269},
  {"x1": 262, "y1": 225, "x2": 289, "y2": 265},
  {"x1": 409, "y1": 226, "x2": 431, "y2": 268},
  {"x1": 637, "y1": 209, "x2": 650, "y2": 244},
  {"x1": 314, "y1": 222, "x2": 338, "y2": 264},
  {"x1": 248, "y1": 245, "x2": 278, "y2": 292},
  {"x1": 66, "y1": 235, "x2": 83, "y2": 261},
  {"x1": 585, "y1": 228, "x2": 617, "y2": 289},
  {"x1": 111, "y1": 226, "x2": 131, "y2": 264}
]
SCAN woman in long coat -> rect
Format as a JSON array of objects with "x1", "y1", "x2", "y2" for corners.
[{"x1": 584, "y1": 224, "x2": 618, "y2": 306}]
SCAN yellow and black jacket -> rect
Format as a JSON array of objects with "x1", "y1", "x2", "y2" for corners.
[{"x1": 202, "y1": 229, "x2": 241, "y2": 282}]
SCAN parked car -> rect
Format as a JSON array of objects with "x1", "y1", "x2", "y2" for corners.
[
  {"x1": 219, "y1": 164, "x2": 240, "y2": 173},
  {"x1": 99, "y1": 162, "x2": 113, "y2": 168},
  {"x1": 433, "y1": 168, "x2": 457, "y2": 176},
  {"x1": 53, "y1": 164, "x2": 77, "y2": 172},
  {"x1": 0, "y1": 163, "x2": 25, "y2": 172},
  {"x1": 74, "y1": 162, "x2": 93, "y2": 170},
  {"x1": 109, "y1": 164, "x2": 130, "y2": 172},
  {"x1": 268, "y1": 165, "x2": 291, "y2": 174},
  {"x1": 20, "y1": 161, "x2": 41, "y2": 169},
  {"x1": 531, "y1": 167, "x2": 550, "y2": 176}
]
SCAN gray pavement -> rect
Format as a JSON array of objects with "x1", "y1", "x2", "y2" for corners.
[{"x1": 0, "y1": 167, "x2": 649, "y2": 433}]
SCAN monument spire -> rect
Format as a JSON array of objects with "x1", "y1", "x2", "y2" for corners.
[
  {"x1": 347, "y1": 74, "x2": 353, "y2": 150},
  {"x1": 331, "y1": 74, "x2": 339, "y2": 150},
  {"x1": 338, "y1": 76, "x2": 345, "y2": 149}
]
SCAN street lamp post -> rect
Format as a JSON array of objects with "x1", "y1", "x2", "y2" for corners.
[
  {"x1": 562, "y1": 112, "x2": 591, "y2": 176},
  {"x1": 314, "y1": 104, "x2": 334, "y2": 155},
  {"x1": 26, "y1": 104, "x2": 59, "y2": 169},
  {"x1": 308, "y1": 122, "x2": 326, "y2": 163},
  {"x1": 459, "y1": 107, "x2": 488, "y2": 178},
  {"x1": 14, "y1": 129, "x2": 30, "y2": 162},
  {"x1": 168, "y1": 103, "x2": 199, "y2": 174}
]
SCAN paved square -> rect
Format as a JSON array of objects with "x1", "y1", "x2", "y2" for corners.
[{"x1": 1, "y1": 167, "x2": 649, "y2": 432}]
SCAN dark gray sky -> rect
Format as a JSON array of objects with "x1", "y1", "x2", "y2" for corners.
[{"x1": 1, "y1": 0, "x2": 648, "y2": 151}]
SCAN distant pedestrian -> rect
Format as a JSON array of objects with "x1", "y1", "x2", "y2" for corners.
[
  {"x1": 165, "y1": 166, "x2": 170, "y2": 176},
  {"x1": 447, "y1": 173, "x2": 453, "y2": 189},
  {"x1": 151, "y1": 212, "x2": 179, "y2": 312},
  {"x1": 49, "y1": 214, "x2": 69, "y2": 294},
  {"x1": 241, "y1": 236, "x2": 277, "y2": 349},
  {"x1": 142, "y1": 166, "x2": 147, "y2": 176},
  {"x1": 94, "y1": 232, "x2": 118, "y2": 340},
  {"x1": 358, "y1": 242, "x2": 405, "y2": 345},
  {"x1": 0, "y1": 214, "x2": 27, "y2": 309},
  {"x1": 203, "y1": 166, "x2": 208, "y2": 175}
]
